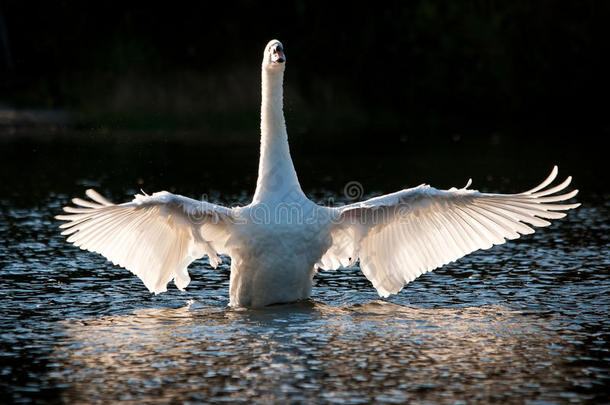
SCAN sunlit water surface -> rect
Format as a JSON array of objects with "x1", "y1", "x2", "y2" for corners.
[{"x1": 1, "y1": 136, "x2": 609, "y2": 403}]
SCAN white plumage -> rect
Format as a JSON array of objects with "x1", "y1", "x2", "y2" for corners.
[{"x1": 57, "y1": 40, "x2": 580, "y2": 307}]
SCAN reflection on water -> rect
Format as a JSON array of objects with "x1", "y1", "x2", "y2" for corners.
[
  {"x1": 54, "y1": 302, "x2": 601, "y2": 404},
  {"x1": 1, "y1": 136, "x2": 609, "y2": 403}
]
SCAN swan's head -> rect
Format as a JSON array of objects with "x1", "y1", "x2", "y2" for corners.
[{"x1": 263, "y1": 40, "x2": 286, "y2": 71}]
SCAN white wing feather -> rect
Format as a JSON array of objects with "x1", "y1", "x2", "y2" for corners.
[
  {"x1": 320, "y1": 166, "x2": 580, "y2": 297},
  {"x1": 56, "y1": 190, "x2": 234, "y2": 294}
]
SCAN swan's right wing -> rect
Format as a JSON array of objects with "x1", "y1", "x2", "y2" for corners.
[
  {"x1": 320, "y1": 166, "x2": 580, "y2": 297},
  {"x1": 56, "y1": 190, "x2": 235, "y2": 294}
]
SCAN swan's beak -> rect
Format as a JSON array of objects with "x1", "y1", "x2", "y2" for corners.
[{"x1": 270, "y1": 44, "x2": 285, "y2": 64}]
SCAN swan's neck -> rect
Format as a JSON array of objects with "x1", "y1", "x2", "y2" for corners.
[{"x1": 253, "y1": 67, "x2": 303, "y2": 203}]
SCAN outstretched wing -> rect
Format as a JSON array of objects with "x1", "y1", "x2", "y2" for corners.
[
  {"x1": 319, "y1": 166, "x2": 580, "y2": 297},
  {"x1": 56, "y1": 189, "x2": 234, "y2": 294}
]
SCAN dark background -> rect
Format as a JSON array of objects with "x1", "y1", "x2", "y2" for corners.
[
  {"x1": 1, "y1": 1, "x2": 608, "y2": 137},
  {"x1": 0, "y1": 1, "x2": 608, "y2": 197}
]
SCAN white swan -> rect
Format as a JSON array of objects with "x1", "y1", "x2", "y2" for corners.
[{"x1": 57, "y1": 40, "x2": 580, "y2": 307}]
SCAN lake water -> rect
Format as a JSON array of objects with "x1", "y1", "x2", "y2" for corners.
[{"x1": 1, "y1": 133, "x2": 609, "y2": 403}]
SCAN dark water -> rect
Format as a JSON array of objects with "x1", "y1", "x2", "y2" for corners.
[{"x1": 1, "y1": 133, "x2": 609, "y2": 403}]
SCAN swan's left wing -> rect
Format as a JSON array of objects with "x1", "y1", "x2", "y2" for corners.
[
  {"x1": 56, "y1": 189, "x2": 234, "y2": 294},
  {"x1": 319, "y1": 166, "x2": 580, "y2": 297}
]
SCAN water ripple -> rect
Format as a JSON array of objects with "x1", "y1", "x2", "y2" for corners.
[{"x1": 0, "y1": 170, "x2": 608, "y2": 403}]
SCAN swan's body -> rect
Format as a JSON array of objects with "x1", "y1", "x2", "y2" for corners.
[
  {"x1": 57, "y1": 40, "x2": 580, "y2": 307},
  {"x1": 229, "y1": 201, "x2": 332, "y2": 307}
]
